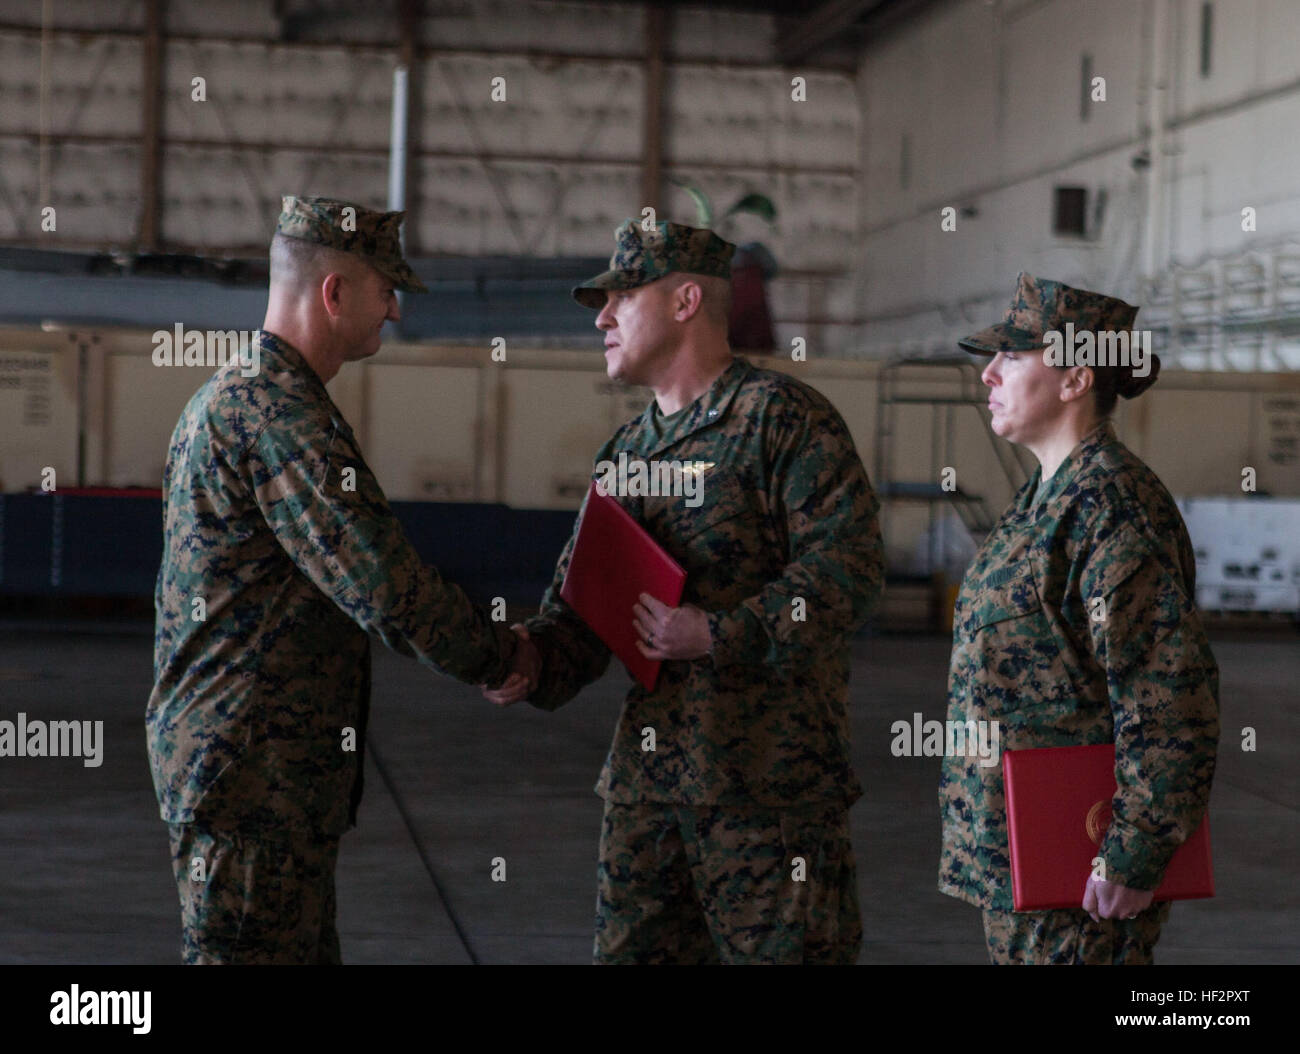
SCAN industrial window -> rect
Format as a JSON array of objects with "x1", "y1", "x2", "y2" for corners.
[{"x1": 1054, "y1": 186, "x2": 1088, "y2": 237}]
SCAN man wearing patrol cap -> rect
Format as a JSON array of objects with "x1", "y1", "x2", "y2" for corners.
[
  {"x1": 569, "y1": 221, "x2": 733, "y2": 308},
  {"x1": 938, "y1": 272, "x2": 1219, "y2": 964},
  {"x1": 485, "y1": 218, "x2": 884, "y2": 965},
  {"x1": 274, "y1": 194, "x2": 428, "y2": 294},
  {"x1": 146, "y1": 195, "x2": 533, "y2": 964}
]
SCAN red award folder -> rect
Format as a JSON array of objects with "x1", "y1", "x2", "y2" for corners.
[
  {"x1": 1003, "y1": 743, "x2": 1214, "y2": 911},
  {"x1": 559, "y1": 481, "x2": 687, "y2": 691}
]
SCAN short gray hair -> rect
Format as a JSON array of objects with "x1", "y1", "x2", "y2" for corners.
[{"x1": 269, "y1": 232, "x2": 360, "y2": 288}]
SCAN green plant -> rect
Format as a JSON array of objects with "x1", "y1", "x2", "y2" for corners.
[
  {"x1": 670, "y1": 179, "x2": 776, "y2": 235},
  {"x1": 670, "y1": 178, "x2": 778, "y2": 278}
]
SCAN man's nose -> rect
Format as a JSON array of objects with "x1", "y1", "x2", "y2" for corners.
[
  {"x1": 595, "y1": 302, "x2": 614, "y2": 330},
  {"x1": 387, "y1": 293, "x2": 401, "y2": 324},
  {"x1": 982, "y1": 356, "x2": 1000, "y2": 386}
]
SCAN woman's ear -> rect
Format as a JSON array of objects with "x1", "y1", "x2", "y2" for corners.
[{"x1": 1059, "y1": 364, "x2": 1095, "y2": 404}]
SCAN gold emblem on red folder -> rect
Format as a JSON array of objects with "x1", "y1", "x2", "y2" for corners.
[{"x1": 1085, "y1": 800, "x2": 1112, "y2": 844}]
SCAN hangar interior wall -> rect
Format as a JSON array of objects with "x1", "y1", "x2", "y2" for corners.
[
  {"x1": 0, "y1": 0, "x2": 860, "y2": 355},
  {"x1": 1, "y1": 1, "x2": 1297, "y2": 583},
  {"x1": 856, "y1": 0, "x2": 1300, "y2": 370},
  {"x1": 2, "y1": 328, "x2": 1295, "y2": 578}
]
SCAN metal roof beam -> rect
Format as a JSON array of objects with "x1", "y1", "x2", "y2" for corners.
[{"x1": 777, "y1": 0, "x2": 886, "y2": 65}]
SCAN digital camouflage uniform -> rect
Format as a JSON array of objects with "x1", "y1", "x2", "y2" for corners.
[
  {"x1": 147, "y1": 197, "x2": 516, "y2": 964},
  {"x1": 526, "y1": 220, "x2": 884, "y2": 964},
  {"x1": 941, "y1": 275, "x2": 1220, "y2": 965}
]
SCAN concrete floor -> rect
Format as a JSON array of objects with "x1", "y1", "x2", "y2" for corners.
[{"x1": 0, "y1": 622, "x2": 1295, "y2": 965}]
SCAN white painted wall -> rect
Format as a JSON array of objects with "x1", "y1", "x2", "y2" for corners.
[{"x1": 856, "y1": 0, "x2": 1300, "y2": 368}]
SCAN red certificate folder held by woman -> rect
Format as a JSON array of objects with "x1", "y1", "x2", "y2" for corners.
[
  {"x1": 559, "y1": 482, "x2": 687, "y2": 691},
  {"x1": 1003, "y1": 742, "x2": 1214, "y2": 911}
]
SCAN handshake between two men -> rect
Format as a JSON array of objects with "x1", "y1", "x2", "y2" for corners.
[
  {"x1": 146, "y1": 201, "x2": 883, "y2": 966},
  {"x1": 481, "y1": 594, "x2": 714, "y2": 706}
]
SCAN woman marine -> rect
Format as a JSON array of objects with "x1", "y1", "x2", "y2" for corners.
[{"x1": 938, "y1": 272, "x2": 1220, "y2": 965}]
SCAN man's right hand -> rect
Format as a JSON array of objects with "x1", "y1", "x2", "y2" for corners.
[{"x1": 482, "y1": 624, "x2": 540, "y2": 707}]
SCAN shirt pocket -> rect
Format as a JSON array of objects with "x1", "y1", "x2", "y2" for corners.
[
  {"x1": 963, "y1": 563, "x2": 1042, "y2": 627},
  {"x1": 673, "y1": 467, "x2": 754, "y2": 536},
  {"x1": 649, "y1": 468, "x2": 760, "y2": 545},
  {"x1": 646, "y1": 468, "x2": 773, "y2": 599},
  {"x1": 957, "y1": 563, "x2": 1078, "y2": 717}
]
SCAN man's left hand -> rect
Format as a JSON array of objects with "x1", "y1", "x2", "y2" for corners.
[
  {"x1": 633, "y1": 593, "x2": 711, "y2": 661},
  {"x1": 1083, "y1": 874, "x2": 1155, "y2": 921}
]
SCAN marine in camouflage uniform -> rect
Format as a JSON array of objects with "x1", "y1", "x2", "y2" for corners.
[
  {"x1": 523, "y1": 220, "x2": 883, "y2": 964},
  {"x1": 146, "y1": 196, "x2": 519, "y2": 964},
  {"x1": 939, "y1": 273, "x2": 1220, "y2": 965}
]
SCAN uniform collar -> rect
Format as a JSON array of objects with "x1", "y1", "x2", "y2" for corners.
[
  {"x1": 1020, "y1": 419, "x2": 1118, "y2": 515},
  {"x1": 636, "y1": 355, "x2": 751, "y2": 459},
  {"x1": 258, "y1": 329, "x2": 333, "y2": 402}
]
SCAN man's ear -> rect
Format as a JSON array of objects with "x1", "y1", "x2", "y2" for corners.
[
  {"x1": 674, "y1": 278, "x2": 703, "y2": 322},
  {"x1": 320, "y1": 272, "x2": 346, "y2": 320}
]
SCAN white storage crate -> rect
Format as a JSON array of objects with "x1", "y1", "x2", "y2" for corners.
[{"x1": 1176, "y1": 498, "x2": 1300, "y2": 614}]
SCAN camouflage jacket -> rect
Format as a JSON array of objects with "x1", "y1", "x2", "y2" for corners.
[
  {"x1": 939, "y1": 421, "x2": 1220, "y2": 910},
  {"x1": 146, "y1": 330, "x2": 516, "y2": 838},
  {"x1": 525, "y1": 356, "x2": 883, "y2": 806}
]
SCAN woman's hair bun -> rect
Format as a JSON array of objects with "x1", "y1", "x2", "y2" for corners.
[{"x1": 1118, "y1": 352, "x2": 1160, "y2": 399}]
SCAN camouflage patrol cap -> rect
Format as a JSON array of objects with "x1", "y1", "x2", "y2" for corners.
[
  {"x1": 958, "y1": 272, "x2": 1138, "y2": 355},
  {"x1": 572, "y1": 219, "x2": 735, "y2": 309},
  {"x1": 275, "y1": 195, "x2": 427, "y2": 293}
]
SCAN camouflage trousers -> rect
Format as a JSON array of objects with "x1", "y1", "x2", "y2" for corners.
[
  {"x1": 594, "y1": 799, "x2": 861, "y2": 965},
  {"x1": 981, "y1": 902, "x2": 1172, "y2": 965},
  {"x1": 167, "y1": 823, "x2": 342, "y2": 965}
]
